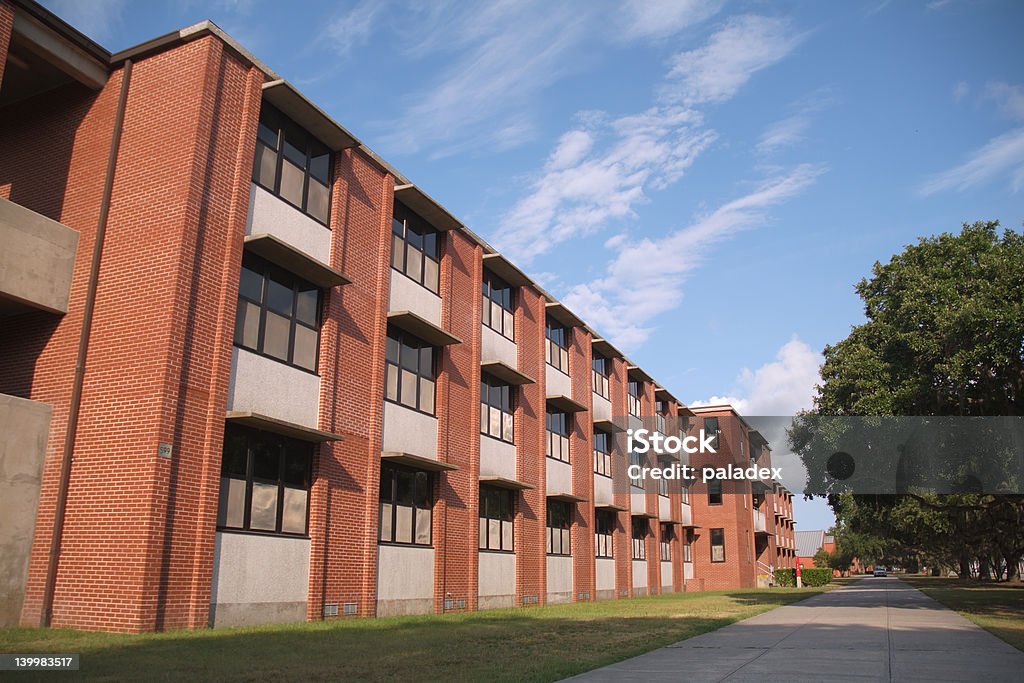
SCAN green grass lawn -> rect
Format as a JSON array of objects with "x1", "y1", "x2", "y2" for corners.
[
  {"x1": 0, "y1": 586, "x2": 832, "y2": 681},
  {"x1": 902, "y1": 576, "x2": 1024, "y2": 652}
]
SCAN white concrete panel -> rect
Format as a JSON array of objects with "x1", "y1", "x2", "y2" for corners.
[
  {"x1": 546, "y1": 365, "x2": 572, "y2": 398},
  {"x1": 383, "y1": 402, "x2": 438, "y2": 459},
  {"x1": 594, "y1": 474, "x2": 613, "y2": 506},
  {"x1": 246, "y1": 183, "x2": 331, "y2": 265},
  {"x1": 480, "y1": 435, "x2": 516, "y2": 480},
  {"x1": 211, "y1": 532, "x2": 309, "y2": 626},
  {"x1": 547, "y1": 459, "x2": 573, "y2": 496},
  {"x1": 377, "y1": 545, "x2": 434, "y2": 600},
  {"x1": 658, "y1": 495, "x2": 671, "y2": 521},
  {"x1": 628, "y1": 415, "x2": 643, "y2": 432},
  {"x1": 479, "y1": 552, "x2": 515, "y2": 597},
  {"x1": 546, "y1": 555, "x2": 573, "y2": 603},
  {"x1": 630, "y1": 488, "x2": 647, "y2": 516},
  {"x1": 481, "y1": 326, "x2": 517, "y2": 367},
  {"x1": 592, "y1": 394, "x2": 611, "y2": 422},
  {"x1": 684, "y1": 562, "x2": 694, "y2": 580},
  {"x1": 661, "y1": 561, "x2": 673, "y2": 590},
  {"x1": 389, "y1": 271, "x2": 441, "y2": 325},
  {"x1": 632, "y1": 560, "x2": 648, "y2": 589},
  {"x1": 0, "y1": 198, "x2": 79, "y2": 314},
  {"x1": 596, "y1": 557, "x2": 615, "y2": 592},
  {"x1": 228, "y1": 348, "x2": 320, "y2": 429},
  {"x1": 680, "y1": 502, "x2": 692, "y2": 526}
]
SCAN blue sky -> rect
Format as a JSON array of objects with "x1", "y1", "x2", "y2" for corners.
[{"x1": 45, "y1": 0, "x2": 1024, "y2": 530}]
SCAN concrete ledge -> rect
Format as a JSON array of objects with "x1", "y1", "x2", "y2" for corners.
[
  {"x1": 212, "y1": 601, "x2": 307, "y2": 628},
  {"x1": 478, "y1": 594, "x2": 515, "y2": 611},
  {"x1": 376, "y1": 598, "x2": 433, "y2": 617},
  {"x1": 0, "y1": 198, "x2": 79, "y2": 315},
  {"x1": 546, "y1": 591, "x2": 572, "y2": 605}
]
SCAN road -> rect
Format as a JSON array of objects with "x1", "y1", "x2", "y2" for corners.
[{"x1": 566, "y1": 577, "x2": 1024, "y2": 682}]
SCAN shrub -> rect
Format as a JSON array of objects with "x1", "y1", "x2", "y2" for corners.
[
  {"x1": 801, "y1": 567, "x2": 833, "y2": 587},
  {"x1": 774, "y1": 568, "x2": 796, "y2": 587}
]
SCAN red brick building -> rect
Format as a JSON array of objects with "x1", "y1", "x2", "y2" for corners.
[{"x1": 0, "y1": 0, "x2": 797, "y2": 632}]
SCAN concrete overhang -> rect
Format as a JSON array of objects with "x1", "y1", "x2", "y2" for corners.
[
  {"x1": 593, "y1": 418, "x2": 626, "y2": 434},
  {"x1": 394, "y1": 184, "x2": 463, "y2": 232},
  {"x1": 225, "y1": 411, "x2": 343, "y2": 442},
  {"x1": 480, "y1": 475, "x2": 535, "y2": 491},
  {"x1": 482, "y1": 252, "x2": 532, "y2": 288},
  {"x1": 547, "y1": 492, "x2": 588, "y2": 503},
  {"x1": 10, "y1": 6, "x2": 108, "y2": 90},
  {"x1": 748, "y1": 429, "x2": 769, "y2": 449},
  {"x1": 0, "y1": 197, "x2": 79, "y2": 315},
  {"x1": 654, "y1": 386, "x2": 678, "y2": 404},
  {"x1": 243, "y1": 234, "x2": 350, "y2": 288},
  {"x1": 545, "y1": 301, "x2": 584, "y2": 329},
  {"x1": 481, "y1": 360, "x2": 535, "y2": 386},
  {"x1": 594, "y1": 502, "x2": 627, "y2": 512},
  {"x1": 546, "y1": 395, "x2": 587, "y2": 413},
  {"x1": 387, "y1": 310, "x2": 462, "y2": 346},
  {"x1": 382, "y1": 451, "x2": 459, "y2": 472},
  {"x1": 630, "y1": 509, "x2": 658, "y2": 519},
  {"x1": 591, "y1": 337, "x2": 623, "y2": 360},
  {"x1": 627, "y1": 365, "x2": 654, "y2": 384},
  {"x1": 262, "y1": 80, "x2": 359, "y2": 151}
]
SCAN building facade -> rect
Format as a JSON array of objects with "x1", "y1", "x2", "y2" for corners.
[{"x1": 0, "y1": 0, "x2": 796, "y2": 633}]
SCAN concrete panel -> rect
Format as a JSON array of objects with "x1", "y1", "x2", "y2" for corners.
[
  {"x1": 546, "y1": 555, "x2": 573, "y2": 604},
  {"x1": 480, "y1": 435, "x2": 516, "y2": 480},
  {"x1": 389, "y1": 271, "x2": 441, "y2": 325},
  {"x1": 658, "y1": 495, "x2": 671, "y2": 521},
  {"x1": 210, "y1": 531, "x2": 310, "y2": 628},
  {"x1": 594, "y1": 474, "x2": 613, "y2": 506},
  {"x1": 479, "y1": 551, "x2": 515, "y2": 605},
  {"x1": 661, "y1": 561, "x2": 673, "y2": 590},
  {"x1": 547, "y1": 458, "x2": 573, "y2": 496},
  {"x1": 227, "y1": 348, "x2": 320, "y2": 429},
  {"x1": 246, "y1": 183, "x2": 330, "y2": 265},
  {"x1": 628, "y1": 415, "x2": 643, "y2": 432},
  {"x1": 0, "y1": 197, "x2": 79, "y2": 314},
  {"x1": 596, "y1": 557, "x2": 615, "y2": 592},
  {"x1": 680, "y1": 502, "x2": 692, "y2": 526},
  {"x1": 684, "y1": 562, "x2": 694, "y2": 580},
  {"x1": 546, "y1": 365, "x2": 572, "y2": 398},
  {"x1": 481, "y1": 326, "x2": 517, "y2": 367},
  {"x1": 0, "y1": 394, "x2": 51, "y2": 627},
  {"x1": 377, "y1": 544, "x2": 434, "y2": 616},
  {"x1": 632, "y1": 560, "x2": 648, "y2": 589},
  {"x1": 630, "y1": 488, "x2": 647, "y2": 516},
  {"x1": 383, "y1": 402, "x2": 438, "y2": 459},
  {"x1": 592, "y1": 394, "x2": 611, "y2": 422}
]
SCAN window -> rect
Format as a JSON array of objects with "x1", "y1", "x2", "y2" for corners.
[
  {"x1": 592, "y1": 354, "x2": 610, "y2": 399},
  {"x1": 546, "y1": 500, "x2": 572, "y2": 555},
  {"x1": 253, "y1": 103, "x2": 331, "y2": 224},
  {"x1": 391, "y1": 202, "x2": 440, "y2": 293},
  {"x1": 710, "y1": 527, "x2": 726, "y2": 562},
  {"x1": 218, "y1": 425, "x2": 313, "y2": 536},
  {"x1": 629, "y1": 450, "x2": 644, "y2": 488},
  {"x1": 660, "y1": 523, "x2": 673, "y2": 561},
  {"x1": 703, "y1": 416, "x2": 720, "y2": 450},
  {"x1": 595, "y1": 510, "x2": 615, "y2": 558},
  {"x1": 481, "y1": 373, "x2": 515, "y2": 443},
  {"x1": 680, "y1": 483, "x2": 689, "y2": 504},
  {"x1": 628, "y1": 380, "x2": 642, "y2": 417},
  {"x1": 546, "y1": 409, "x2": 570, "y2": 463},
  {"x1": 708, "y1": 478, "x2": 723, "y2": 505},
  {"x1": 385, "y1": 326, "x2": 436, "y2": 414},
  {"x1": 482, "y1": 270, "x2": 514, "y2": 340},
  {"x1": 479, "y1": 486, "x2": 514, "y2": 552},
  {"x1": 379, "y1": 462, "x2": 432, "y2": 545},
  {"x1": 546, "y1": 321, "x2": 569, "y2": 374},
  {"x1": 683, "y1": 539, "x2": 692, "y2": 563},
  {"x1": 631, "y1": 518, "x2": 647, "y2": 560},
  {"x1": 658, "y1": 475, "x2": 669, "y2": 497},
  {"x1": 655, "y1": 400, "x2": 667, "y2": 434},
  {"x1": 235, "y1": 252, "x2": 322, "y2": 372},
  {"x1": 593, "y1": 430, "x2": 611, "y2": 477}
]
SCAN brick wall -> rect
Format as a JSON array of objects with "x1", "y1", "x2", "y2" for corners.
[
  {"x1": 516, "y1": 286, "x2": 546, "y2": 605},
  {"x1": 570, "y1": 325, "x2": 594, "y2": 601}
]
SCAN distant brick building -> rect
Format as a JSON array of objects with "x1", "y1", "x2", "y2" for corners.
[{"x1": 0, "y1": 0, "x2": 798, "y2": 633}]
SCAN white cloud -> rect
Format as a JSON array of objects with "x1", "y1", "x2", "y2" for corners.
[
  {"x1": 984, "y1": 81, "x2": 1024, "y2": 121},
  {"x1": 917, "y1": 127, "x2": 1024, "y2": 196},
  {"x1": 953, "y1": 80, "x2": 970, "y2": 102},
  {"x1": 47, "y1": 0, "x2": 126, "y2": 42},
  {"x1": 320, "y1": 0, "x2": 386, "y2": 57},
  {"x1": 756, "y1": 115, "x2": 809, "y2": 154},
  {"x1": 620, "y1": 0, "x2": 723, "y2": 41},
  {"x1": 560, "y1": 163, "x2": 825, "y2": 350},
  {"x1": 664, "y1": 15, "x2": 805, "y2": 105}
]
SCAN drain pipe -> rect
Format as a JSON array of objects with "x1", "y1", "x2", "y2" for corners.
[{"x1": 40, "y1": 59, "x2": 133, "y2": 627}]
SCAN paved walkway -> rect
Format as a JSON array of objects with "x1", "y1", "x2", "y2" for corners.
[{"x1": 566, "y1": 577, "x2": 1024, "y2": 682}]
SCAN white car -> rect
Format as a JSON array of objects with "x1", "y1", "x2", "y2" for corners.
[{"x1": 873, "y1": 566, "x2": 887, "y2": 577}]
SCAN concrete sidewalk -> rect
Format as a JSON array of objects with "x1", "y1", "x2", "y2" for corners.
[{"x1": 565, "y1": 577, "x2": 1024, "y2": 682}]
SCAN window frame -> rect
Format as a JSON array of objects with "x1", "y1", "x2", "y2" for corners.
[
  {"x1": 629, "y1": 450, "x2": 644, "y2": 488},
  {"x1": 708, "y1": 478, "x2": 723, "y2": 505},
  {"x1": 546, "y1": 409, "x2": 571, "y2": 463},
  {"x1": 391, "y1": 201, "x2": 441, "y2": 294},
  {"x1": 710, "y1": 527, "x2": 726, "y2": 563},
  {"x1": 595, "y1": 509, "x2": 615, "y2": 558},
  {"x1": 384, "y1": 326, "x2": 437, "y2": 416},
  {"x1": 252, "y1": 102, "x2": 332, "y2": 225},
  {"x1": 593, "y1": 430, "x2": 611, "y2": 477},
  {"x1": 546, "y1": 499, "x2": 572, "y2": 556},
  {"x1": 631, "y1": 518, "x2": 647, "y2": 560},
  {"x1": 234, "y1": 252, "x2": 322, "y2": 374},
  {"x1": 378, "y1": 462, "x2": 433, "y2": 547},
  {"x1": 628, "y1": 380, "x2": 643, "y2": 417},
  {"x1": 480, "y1": 372, "x2": 515, "y2": 443},
  {"x1": 545, "y1": 321, "x2": 570, "y2": 375},
  {"x1": 591, "y1": 354, "x2": 610, "y2": 399},
  {"x1": 479, "y1": 485, "x2": 515, "y2": 552},
  {"x1": 703, "y1": 416, "x2": 720, "y2": 450},
  {"x1": 217, "y1": 425, "x2": 313, "y2": 537},
  {"x1": 481, "y1": 269, "x2": 515, "y2": 341},
  {"x1": 660, "y1": 523, "x2": 673, "y2": 561}
]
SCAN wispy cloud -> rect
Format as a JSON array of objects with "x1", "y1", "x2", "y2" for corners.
[
  {"x1": 917, "y1": 127, "x2": 1024, "y2": 196},
  {"x1": 953, "y1": 80, "x2": 970, "y2": 102},
  {"x1": 663, "y1": 15, "x2": 806, "y2": 106},
  {"x1": 984, "y1": 81, "x2": 1024, "y2": 120},
  {"x1": 756, "y1": 87, "x2": 835, "y2": 155},
  {"x1": 620, "y1": 0, "x2": 724, "y2": 41},
  {"x1": 319, "y1": 0, "x2": 387, "y2": 57},
  {"x1": 47, "y1": 0, "x2": 126, "y2": 42},
  {"x1": 560, "y1": 163, "x2": 826, "y2": 350}
]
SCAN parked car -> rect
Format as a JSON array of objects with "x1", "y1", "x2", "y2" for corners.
[{"x1": 873, "y1": 566, "x2": 887, "y2": 577}]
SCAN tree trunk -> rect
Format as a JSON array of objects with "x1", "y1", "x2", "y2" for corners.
[{"x1": 959, "y1": 554, "x2": 971, "y2": 579}]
